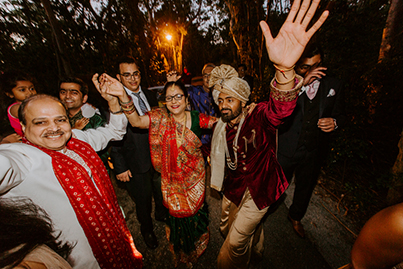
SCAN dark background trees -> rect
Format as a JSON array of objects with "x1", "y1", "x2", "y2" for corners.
[{"x1": 1, "y1": 0, "x2": 402, "y2": 225}]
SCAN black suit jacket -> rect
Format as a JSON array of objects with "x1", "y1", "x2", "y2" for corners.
[
  {"x1": 110, "y1": 88, "x2": 159, "y2": 174},
  {"x1": 278, "y1": 76, "x2": 346, "y2": 158}
]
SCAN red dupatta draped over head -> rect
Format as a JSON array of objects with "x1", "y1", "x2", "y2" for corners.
[
  {"x1": 148, "y1": 108, "x2": 205, "y2": 218},
  {"x1": 23, "y1": 137, "x2": 143, "y2": 269}
]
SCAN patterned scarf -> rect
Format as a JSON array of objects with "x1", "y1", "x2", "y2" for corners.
[
  {"x1": 149, "y1": 108, "x2": 206, "y2": 218},
  {"x1": 23, "y1": 137, "x2": 143, "y2": 268}
]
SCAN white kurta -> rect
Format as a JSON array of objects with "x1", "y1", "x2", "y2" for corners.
[{"x1": 0, "y1": 113, "x2": 127, "y2": 269}]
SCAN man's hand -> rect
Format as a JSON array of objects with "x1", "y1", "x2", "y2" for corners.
[
  {"x1": 304, "y1": 66, "x2": 327, "y2": 86},
  {"x1": 0, "y1": 133, "x2": 22, "y2": 144},
  {"x1": 166, "y1": 71, "x2": 181, "y2": 82},
  {"x1": 73, "y1": 117, "x2": 90, "y2": 130},
  {"x1": 260, "y1": 0, "x2": 329, "y2": 69},
  {"x1": 92, "y1": 73, "x2": 116, "y2": 102},
  {"x1": 116, "y1": 170, "x2": 132, "y2": 182},
  {"x1": 318, "y1": 118, "x2": 335, "y2": 132}
]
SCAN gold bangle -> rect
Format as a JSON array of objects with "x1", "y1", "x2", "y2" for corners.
[
  {"x1": 121, "y1": 104, "x2": 135, "y2": 111},
  {"x1": 273, "y1": 64, "x2": 295, "y2": 72},
  {"x1": 119, "y1": 96, "x2": 133, "y2": 105},
  {"x1": 123, "y1": 107, "x2": 136, "y2": 115},
  {"x1": 275, "y1": 73, "x2": 296, "y2": 85},
  {"x1": 273, "y1": 64, "x2": 295, "y2": 79},
  {"x1": 120, "y1": 101, "x2": 134, "y2": 109}
]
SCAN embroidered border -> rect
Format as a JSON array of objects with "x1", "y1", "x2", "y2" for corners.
[{"x1": 270, "y1": 74, "x2": 303, "y2": 102}]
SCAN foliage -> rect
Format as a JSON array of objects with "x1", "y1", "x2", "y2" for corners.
[{"x1": 1, "y1": 0, "x2": 402, "y2": 221}]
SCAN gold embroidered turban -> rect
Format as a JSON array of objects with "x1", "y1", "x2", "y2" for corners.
[{"x1": 209, "y1": 64, "x2": 250, "y2": 104}]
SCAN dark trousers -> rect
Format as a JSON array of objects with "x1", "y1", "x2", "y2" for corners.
[
  {"x1": 125, "y1": 167, "x2": 167, "y2": 233},
  {"x1": 277, "y1": 146, "x2": 322, "y2": 221}
]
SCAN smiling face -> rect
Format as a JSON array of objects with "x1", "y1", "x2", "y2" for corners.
[
  {"x1": 21, "y1": 97, "x2": 71, "y2": 151},
  {"x1": 165, "y1": 85, "x2": 187, "y2": 116},
  {"x1": 217, "y1": 92, "x2": 244, "y2": 123},
  {"x1": 59, "y1": 82, "x2": 87, "y2": 116},
  {"x1": 117, "y1": 63, "x2": 141, "y2": 93},
  {"x1": 7, "y1": 80, "x2": 37, "y2": 102},
  {"x1": 202, "y1": 66, "x2": 214, "y2": 91}
]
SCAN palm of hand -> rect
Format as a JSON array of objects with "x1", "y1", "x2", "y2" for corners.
[{"x1": 267, "y1": 22, "x2": 309, "y2": 68}]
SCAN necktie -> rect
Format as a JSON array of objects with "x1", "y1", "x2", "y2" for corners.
[{"x1": 133, "y1": 92, "x2": 148, "y2": 114}]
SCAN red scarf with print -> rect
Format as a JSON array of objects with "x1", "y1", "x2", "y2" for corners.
[{"x1": 23, "y1": 137, "x2": 143, "y2": 268}]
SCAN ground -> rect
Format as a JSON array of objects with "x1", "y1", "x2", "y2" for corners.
[{"x1": 111, "y1": 171, "x2": 359, "y2": 269}]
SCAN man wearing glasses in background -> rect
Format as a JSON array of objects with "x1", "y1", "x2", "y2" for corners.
[{"x1": 110, "y1": 56, "x2": 167, "y2": 249}]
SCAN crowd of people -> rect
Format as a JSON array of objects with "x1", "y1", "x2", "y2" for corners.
[{"x1": 1, "y1": 0, "x2": 401, "y2": 268}]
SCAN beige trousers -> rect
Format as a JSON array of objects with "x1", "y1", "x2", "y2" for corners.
[{"x1": 217, "y1": 189, "x2": 269, "y2": 269}]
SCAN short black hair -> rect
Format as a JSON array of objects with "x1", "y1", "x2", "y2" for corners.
[
  {"x1": 299, "y1": 42, "x2": 324, "y2": 63},
  {"x1": 116, "y1": 56, "x2": 138, "y2": 75},
  {"x1": 58, "y1": 77, "x2": 89, "y2": 96}
]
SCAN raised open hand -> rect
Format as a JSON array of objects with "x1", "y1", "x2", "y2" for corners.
[{"x1": 260, "y1": 0, "x2": 329, "y2": 69}]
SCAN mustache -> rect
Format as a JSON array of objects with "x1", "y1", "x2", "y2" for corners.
[
  {"x1": 43, "y1": 130, "x2": 64, "y2": 137},
  {"x1": 221, "y1": 108, "x2": 232, "y2": 113}
]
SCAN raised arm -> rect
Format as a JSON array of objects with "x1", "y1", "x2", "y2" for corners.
[
  {"x1": 92, "y1": 73, "x2": 149, "y2": 129},
  {"x1": 260, "y1": 0, "x2": 329, "y2": 90}
]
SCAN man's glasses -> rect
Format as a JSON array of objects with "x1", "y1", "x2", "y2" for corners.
[
  {"x1": 121, "y1": 71, "x2": 141, "y2": 80},
  {"x1": 165, "y1": 94, "x2": 184, "y2": 102}
]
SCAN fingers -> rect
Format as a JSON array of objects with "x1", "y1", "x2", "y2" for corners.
[
  {"x1": 306, "y1": 10, "x2": 329, "y2": 39},
  {"x1": 128, "y1": 170, "x2": 132, "y2": 178},
  {"x1": 301, "y1": 0, "x2": 321, "y2": 27},
  {"x1": 92, "y1": 73, "x2": 101, "y2": 92},
  {"x1": 295, "y1": 0, "x2": 310, "y2": 24},
  {"x1": 318, "y1": 118, "x2": 335, "y2": 132},
  {"x1": 259, "y1": 21, "x2": 273, "y2": 45},
  {"x1": 286, "y1": 0, "x2": 301, "y2": 23}
]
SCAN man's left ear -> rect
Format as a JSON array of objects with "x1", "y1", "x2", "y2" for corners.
[
  {"x1": 242, "y1": 102, "x2": 246, "y2": 108},
  {"x1": 83, "y1": 95, "x2": 88, "y2": 104}
]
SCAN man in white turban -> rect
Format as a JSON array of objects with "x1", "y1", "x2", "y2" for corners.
[{"x1": 207, "y1": 0, "x2": 329, "y2": 268}]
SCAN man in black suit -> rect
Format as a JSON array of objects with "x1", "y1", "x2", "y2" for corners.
[
  {"x1": 277, "y1": 43, "x2": 346, "y2": 238},
  {"x1": 237, "y1": 64, "x2": 254, "y2": 90},
  {"x1": 110, "y1": 56, "x2": 167, "y2": 249}
]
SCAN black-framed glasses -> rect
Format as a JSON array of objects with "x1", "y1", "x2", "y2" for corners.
[
  {"x1": 165, "y1": 94, "x2": 184, "y2": 102},
  {"x1": 121, "y1": 71, "x2": 141, "y2": 80}
]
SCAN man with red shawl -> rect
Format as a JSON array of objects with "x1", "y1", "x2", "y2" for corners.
[{"x1": 0, "y1": 93, "x2": 143, "y2": 269}]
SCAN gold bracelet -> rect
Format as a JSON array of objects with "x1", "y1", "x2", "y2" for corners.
[
  {"x1": 119, "y1": 96, "x2": 133, "y2": 105},
  {"x1": 273, "y1": 64, "x2": 295, "y2": 72},
  {"x1": 120, "y1": 101, "x2": 134, "y2": 109},
  {"x1": 123, "y1": 107, "x2": 136, "y2": 115},
  {"x1": 273, "y1": 64, "x2": 295, "y2": 79},
  {"x1": 121, "y1": 104, "x2": 135, "y2": 111},
  {"x1": 275, "y1": 73, "x2": 296, "y2": 85}
]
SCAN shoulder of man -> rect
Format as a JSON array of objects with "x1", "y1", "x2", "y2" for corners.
[{"x1": 142, "y1": 88, "x2": 159, "y2": 106}]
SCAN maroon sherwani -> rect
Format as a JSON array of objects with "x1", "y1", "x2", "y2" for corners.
[{"x1": 223, "y1": 95, "x2": 297, "y2": 209}]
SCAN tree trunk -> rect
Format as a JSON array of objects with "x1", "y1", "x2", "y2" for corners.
[
  {"x1": 40, "y1": 0, "x2": 72, "y2": 77},
  {"x1": 378, "y1": 0, "x2": 403, "y2": 62}
]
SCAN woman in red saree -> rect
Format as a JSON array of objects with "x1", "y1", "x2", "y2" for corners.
[{"x1": 95, "y1": 74, "x2": 216, "y2": 267}]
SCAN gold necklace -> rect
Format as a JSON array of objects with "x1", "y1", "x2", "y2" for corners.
[{"x1": 175, "y1": 112, "x2": 187, "y2": 147}]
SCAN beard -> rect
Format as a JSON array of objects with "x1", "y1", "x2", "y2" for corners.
[{"x1": 221, "y1": 104, "x2": 243, "y2": 123}]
